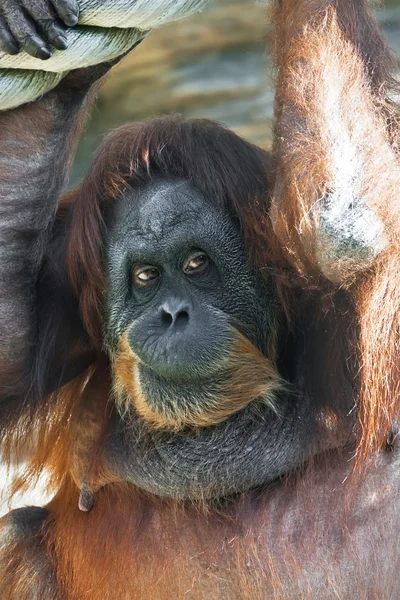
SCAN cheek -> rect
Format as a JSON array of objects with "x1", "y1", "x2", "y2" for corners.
[
  {"x1": 102, "y1": 285, "x2": 140, "y2": 351},
  {"x1": 103, "y1": 251, "x2": 136, "y2": 346},
  {"x1": 112, "y1": 332, "x2": 141, "y2": 410},
  {"x1": 218, "y1": 276, "x2": 275, "y2": 347}
]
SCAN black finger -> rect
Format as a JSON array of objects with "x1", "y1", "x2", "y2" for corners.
[
  {"x1": 2, "y1": 3, "x2": 51, "y2": 59},
  {"x1": 51, "y1": 0, "x2": 79, "y2": 27},
  {"x1": 22, "y1": 31, "x2": 52, "y2": 59},
  {"x1": 38, "y1": 19, "x2": 67, "y2": 50},
  {"x1": 0, "y1": 15, "x2": 19, "y2": 54},
  {"x1": 23, "y1": 0, "x2": 68, "y2": 49}
]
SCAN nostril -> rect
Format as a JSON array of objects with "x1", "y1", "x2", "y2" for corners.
[
  {"x1": 161, "y1": 310, "x2": 174, "y2": 327},
  {"x1": 160, "y1": 307, "x2": 190, "y2": 329},
  {"x1": 175, "y1": 310, "x2": 189, "y2": 327}
]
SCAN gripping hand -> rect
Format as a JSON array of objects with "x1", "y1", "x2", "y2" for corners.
[{"x1": 0, "y1": 0, "x2": 79, "y2": 59}]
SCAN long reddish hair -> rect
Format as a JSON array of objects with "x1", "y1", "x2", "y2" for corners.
[
  {"x1": 268, "y1": 0, "x2": 400, "y2": 462},
  {"x1": 64, "y1": 95, "x2": 400, "y2": 467},
  {"x1": 66, "y1": 116, "x2": 273, "y2": 345}
]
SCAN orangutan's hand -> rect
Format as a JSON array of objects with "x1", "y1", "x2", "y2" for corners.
[{"x1": 0, "y1": 0, "x2": 78, "y2": 59}]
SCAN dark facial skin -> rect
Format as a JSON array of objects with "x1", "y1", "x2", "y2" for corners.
[{"x1": 104, "y1": 179, "x2": 275, "y2": 418}]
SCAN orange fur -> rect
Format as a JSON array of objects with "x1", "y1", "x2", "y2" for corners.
[
  {"x1": 2, "y1": 2, "x2": 400, "y2": 599},
  {"x1": 28, "y1": 450, "x2": 400, "y2": 600},
  {"x1": 266, "y1": 0, "x2": 400, "y2": 462},
  {"x1": 113, "y1": 329, "x2": 283, "y2": 430}
]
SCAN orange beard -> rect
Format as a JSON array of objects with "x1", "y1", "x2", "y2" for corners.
[{"x1": 112, "y1": 328, "x2": 283, "y2": 431}]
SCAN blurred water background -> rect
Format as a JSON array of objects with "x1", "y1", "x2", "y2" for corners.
[
  {"x1": 2, "y1": 0, "x2": 400, "y2": 515},
  {"x1": 71, "y1": 0, "x2": 400, "y2": 185}
]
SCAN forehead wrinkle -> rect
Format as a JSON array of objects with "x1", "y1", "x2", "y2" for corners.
[
  {"x1": 107, "y1": 179, "x2": 237, "y2": 259},
  {"x1": 137, "y1": 189, "x2": 216, "y2": 238}
]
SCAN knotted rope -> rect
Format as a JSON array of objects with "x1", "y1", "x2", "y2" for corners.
[{"x1": 0, "y1": 0, "x2": 208, "y2": 110}]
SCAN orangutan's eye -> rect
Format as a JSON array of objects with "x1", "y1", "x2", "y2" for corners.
[
  {"x1": 133, "y1": 265, "x2": 161, "y2": 287},
  {"x1": 182, "y1": 251, "x2": 209, "y2": 275}
]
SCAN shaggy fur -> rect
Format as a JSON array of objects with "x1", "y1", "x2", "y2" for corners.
[
  {"x1": 268, "y1": 0, "x2": 400, "y2": 464},
  {"x1": 1, "y1": 0, "x2": 400, "y2": 598}
]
